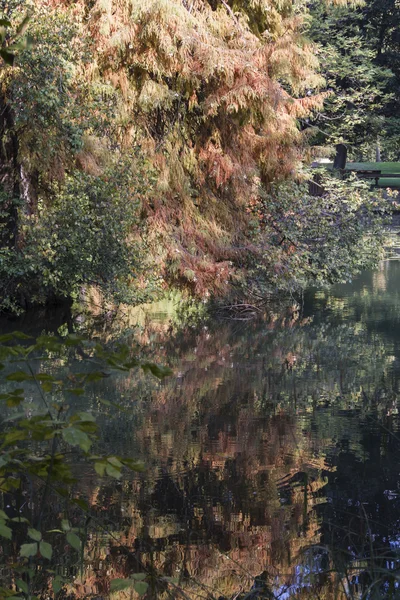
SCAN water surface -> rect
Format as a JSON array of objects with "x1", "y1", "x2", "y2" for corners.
[{"x1": 4, "y1": 259, "x2": 400, "y2": 598}]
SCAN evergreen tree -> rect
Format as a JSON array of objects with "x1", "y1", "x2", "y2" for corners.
[{"x1": 307, "y1": 0, "x2": 400, "y2": 160}]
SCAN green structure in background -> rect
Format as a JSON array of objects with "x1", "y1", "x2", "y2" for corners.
[{"x1": 345, "y1": 162, "x2": 400, "y2": 189}]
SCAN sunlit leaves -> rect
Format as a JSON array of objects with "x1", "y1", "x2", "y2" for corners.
[{"x1": 61, "y1": 519, "x2": 71, "y2": 532}]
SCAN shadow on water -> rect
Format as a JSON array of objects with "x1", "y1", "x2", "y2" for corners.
[{"x1": 4, "y1": 258, "x2": 400, "y2": 598}]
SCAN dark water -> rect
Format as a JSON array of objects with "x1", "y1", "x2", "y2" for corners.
[{"x1": 4, "y1": 259, "x2": 400, "y2": 598}]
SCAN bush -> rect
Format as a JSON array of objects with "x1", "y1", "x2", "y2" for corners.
[{"x1": 0, "y1": 156, "x2": 161, "y2": 312}]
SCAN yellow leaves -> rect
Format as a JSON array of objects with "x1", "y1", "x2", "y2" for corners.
[
  {"x1": 27, "y1": 0, "x2": 335, "y2": 297},
  {"x1": 285, "y1": 92, "x2": 330, "y2": 118},
  {"x1": 138, "y1": 80, "x2": 176, "y2": 111}
]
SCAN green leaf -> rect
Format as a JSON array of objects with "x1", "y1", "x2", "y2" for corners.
[
  {"x1": 141, "y1": 363, "x2": 173, "y2": 379},
  {"x1": 2, "y1": 429, "x2": 28, "y2": 446},
  {"x1": 64, "y1": 334, "x2": 85, "y2": 346},
  {"x1": 107, "y1": 456, "x2": 123, "y2": 468},
  {"x1": 134, "y1": 581, "x2": 149, "y2": 596},
  {"x1": 0, "y1": 18, "x2": 11, "y2": 27},
  {"x1": 0, "y1": 523, "x2": 12, "y2": 539},
  {"x1": 9, "y1": 388, "x2": 24, "y2": 396},
  {"x1": 122, "y1": 458, "x2": 145, "y2": 472},
  {"x1": 0, "y1": 510, "x2": 8, "y2": 520},
  {"x1": 6, "y1": 371, "x2": 32, "y2": 382},
  {"x1": 0, "y1": 334, "x2": 14, "y2": 342},
  {"x1": 28, "y1": 528, "x2": 42, "y2": 541},
  {"x1": 77, "y1": 412, "x2": 96, "y2": 422},
  {"x1": 110, "y1": 579, "x2": 134, "y2": 592},
  {"x1": 99, "y1": 398, "x2": 128, "y2": 412},
  {"x1": 66, "y1": 388, "x2": 85, "y2": 396},
  {"x1": 66, "y1": 532, "x2": 81, "y2": 551},
  {"x1": 41, "y1": 381, "x2": 53, "y2": 393},
  {"x1": 71, "y1": 497, "x2": 89, "y2": 510},
  {"x1": 11, "y1": 516, "x2": 29, "y2": 523},
  {"x1": 61, "y1": 519, "x2": 70, "y2": 532},
  {"x1": 15, "y1": 14, "x2": 31, "y2": 37},
  {"x1": 94, "y1": 461, "x2": 106, "y2": 477},
  {"x1": 62, "y1": 427, "x2": 91, "y2": 453},
  {"x1": 83, "y1": 371, "x2": 110, "y2": 382},
  {"x1": 20, "y1": 542, "x2": 38, "y2": 557},
  {"x1": 16, "y1": 580, "x2": 28, "y2": 594},
  {"x1": 11, "y1": 331, "x2": 33, "y2": 340},
  {"x1": 47, "y1": 529, "x2": 63, "y2": 533},
  {"x1": 36, "y1": 373, "x2": 55, "y2": 382},
  {"x1": 6, "y1": 395, "x2": 24, "y2": 407},
  {"x1": 106, "y1": 463, "x2": 121, "y2": 479},
  {"x1": 39, "y1": 541, "x2": 52, "y2": 559},
  {"x1": 52, "y1": 576, "x2": 64, "y2": 594},
  {"x1": 132, "y1": 573, "x2": 147, "y2": 581}
]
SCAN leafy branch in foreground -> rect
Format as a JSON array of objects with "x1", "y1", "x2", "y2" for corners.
[{"x1": 0, "y1": 331, "x2": 172, "y2": 599}]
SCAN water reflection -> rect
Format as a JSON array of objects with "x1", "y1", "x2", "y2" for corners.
[
  {"x1": 64, "y1": 260, "x2": 400, "y2": 598},
  {"x1": 4, "y1": 259, "x2": 400, "y2": 598}
]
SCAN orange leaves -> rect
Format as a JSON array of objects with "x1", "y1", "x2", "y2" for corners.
[
  {"x1": 198, "y1": 141, "x2": 236, "y2": 187},
  {"x1": 33, "y1": 0, "x2": 330, "y2": 297}
]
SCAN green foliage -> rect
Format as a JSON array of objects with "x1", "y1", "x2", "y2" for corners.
[
  {"x1": 0, "y1": 11, "x2": 32, "y2": 67},
  {"x1": 0, "y1": 331, "x2": 172, "y2": 598},
  {"x1": 0, "y1": 158, "x2": 161, "y2": 311},
  {"x1": 245, "y1": 172, "x2": 389, "y2": 296},
  {"x1": 307, "y1": 0, "x2": 400, "y2": 160},
  {"x1": 0, "y1": 3, "x2": 162, "y2": 312},
  {"x1": 0, "y1": 0, "x2": 392, "y2": 311}
]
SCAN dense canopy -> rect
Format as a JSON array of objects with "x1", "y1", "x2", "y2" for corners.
[{"x1": 0, "y1": 0, "x2": 393, "y2": 311}]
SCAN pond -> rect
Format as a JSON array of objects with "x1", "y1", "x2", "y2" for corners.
[{"x1": 3, "y1": 254, "x2": 400, "y2": 599}]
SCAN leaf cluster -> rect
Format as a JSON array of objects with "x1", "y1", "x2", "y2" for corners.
[{"x1": 0, "y1": 331, "x2": 172, "y2": 598}]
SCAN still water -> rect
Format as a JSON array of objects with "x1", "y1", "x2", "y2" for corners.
[{"x1": 4, "y1": 259, "x2": 400, "y2": 598}]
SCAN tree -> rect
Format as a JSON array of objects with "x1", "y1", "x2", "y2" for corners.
[
  {"x1": 307, "y1": 0, "x2": 400, "y2": 160},
  {"x1": 0, "y1": 0, "x2": 388, "y2": 311}
]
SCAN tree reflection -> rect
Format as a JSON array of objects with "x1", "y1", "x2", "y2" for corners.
[{"x1": 4, "y1": 263, "x2": 400, "y2": 598}]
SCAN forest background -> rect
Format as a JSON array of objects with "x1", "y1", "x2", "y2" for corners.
[{"x1": 0, "y1": 0, "x2": 398, "y2": 313}]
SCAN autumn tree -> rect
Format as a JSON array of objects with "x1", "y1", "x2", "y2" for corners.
[{"x1": 0, "y1": 0, "x2": 387, "y2": 310}]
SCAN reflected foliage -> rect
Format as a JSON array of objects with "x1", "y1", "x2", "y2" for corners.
[{"x1": 2, "y1": 261, "x2": 400, "y2": 598}]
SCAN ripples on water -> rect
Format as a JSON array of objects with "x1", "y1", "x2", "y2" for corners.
[{"x1": 3, "y1": 236, "x2": 400, "y2": 598}]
